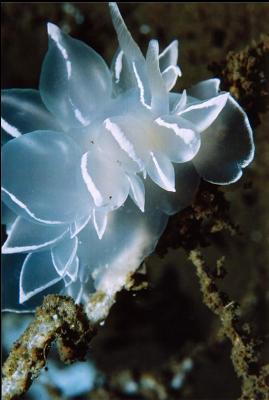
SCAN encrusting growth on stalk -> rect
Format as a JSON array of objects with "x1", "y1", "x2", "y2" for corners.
[
  {"x1": 2, "y1": 295, "x2": 95, "y2": 400},
  {"x1": 189, "y1": 249, "x2": 269, "y2": 400}
]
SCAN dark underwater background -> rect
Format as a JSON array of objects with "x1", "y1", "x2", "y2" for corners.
[{"x1": 2, "y1": 3, "x2": 269, "y2": 399}]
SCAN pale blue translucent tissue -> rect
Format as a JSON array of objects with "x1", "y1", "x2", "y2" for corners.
[
  {"x1": 191, "y1": 96, "x2": 254, "y2": 183},
  {"x1": 2, "y1": 217, "x2": 68, "y2": 254},
  {"x1": 1, "y1": 3, "x2": 254, "y2": 311},
  {"x1": 74, "y1": 198, "x2": 168, "y2": 299},
  {"x1": 40, "y1": 23, "x2": 112, "y2": 128},
  {"x1": 2, "y1": 203, "x2": 16, "y2": 234},
  {"x1": 2, "y1": 131, "x2": 91, "y2": 224},
  {"x1": 1, "y1": 90, "x2": 63, "y2": 139}
]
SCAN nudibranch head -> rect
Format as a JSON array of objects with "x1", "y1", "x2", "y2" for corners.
[{"x1": 1, "y1": 3, "x2": 254, "y2": 311}]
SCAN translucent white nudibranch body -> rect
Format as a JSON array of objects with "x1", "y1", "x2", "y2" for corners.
[{"x1": 1, "y1": 2, "x2": 254, "y2": 311}]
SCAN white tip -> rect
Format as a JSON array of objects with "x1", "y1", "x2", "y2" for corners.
[
  {"x1": 81, "y1": 153, "x2": 103, "y2": 207},
  {"x1": 159, "y1": 39, "x2": 178, "y2": 59},
  {"x1": 47, "y1": 22, "x2": 61, "y2": 38},
  {"x1": 1, "y1": 118, "x2": 21, "y2": 138},
  {"x1": 93, "y1": 210, "x2": 108, "y2": 240}
]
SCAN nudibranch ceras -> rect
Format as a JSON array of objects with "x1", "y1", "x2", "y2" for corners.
[{"x1": 1, "y1": 3, "x2": 254, "y2": 311}]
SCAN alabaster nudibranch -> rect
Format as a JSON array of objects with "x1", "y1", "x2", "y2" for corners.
[{"x1": 1, "y1": 3, "x2": 254, "y2": 311}]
